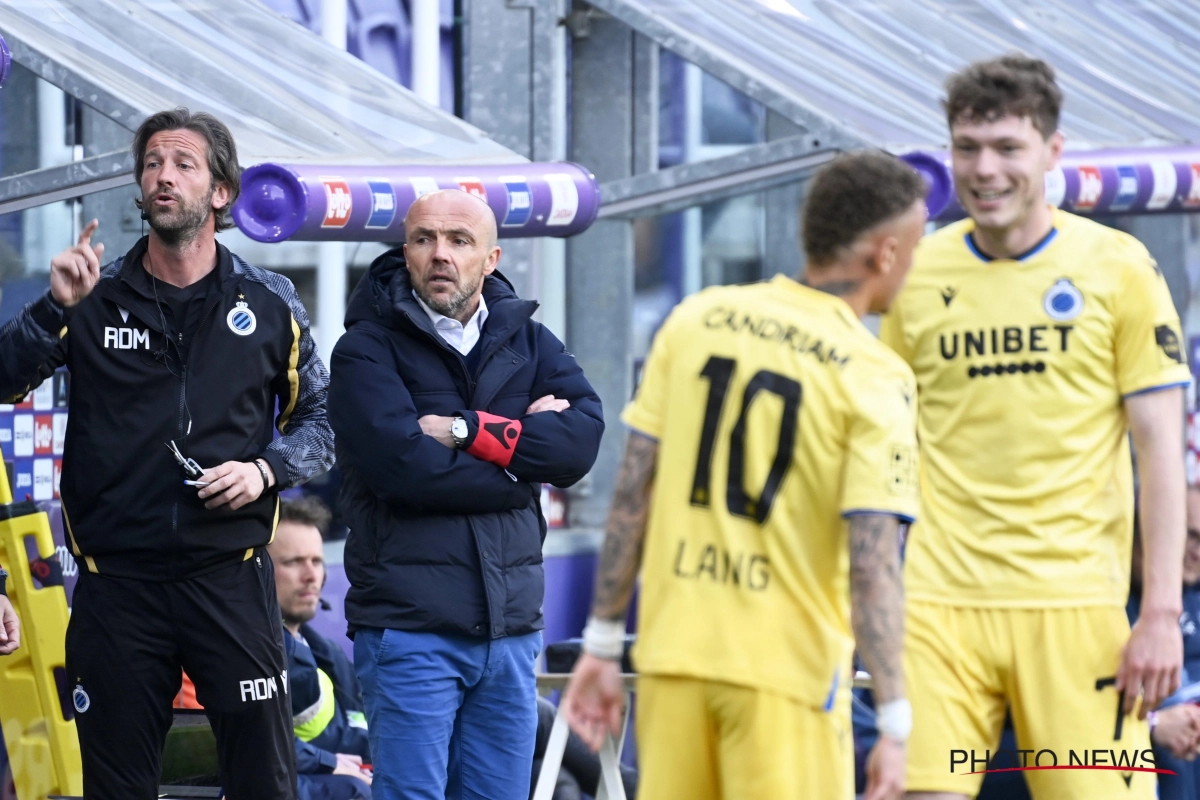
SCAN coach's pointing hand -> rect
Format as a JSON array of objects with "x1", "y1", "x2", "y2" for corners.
[{"x1": 51, "y1": 219, "x2": 104, "y2": 307}]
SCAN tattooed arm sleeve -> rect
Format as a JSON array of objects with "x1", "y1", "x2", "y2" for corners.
[
  {"x1": 589, "y1": 431, "x2": 659, "y2": 621},
  {"x1": 848, "y1": 513, "x2": 906, "y2": 704}
]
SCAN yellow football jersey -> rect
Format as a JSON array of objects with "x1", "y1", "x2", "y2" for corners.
[
  {"x1": 624, "y1": 275, "x2": 919, "y2": 708},
  {"x1": 880, "y1": 209, "x2": 1190, "y2": 608}
]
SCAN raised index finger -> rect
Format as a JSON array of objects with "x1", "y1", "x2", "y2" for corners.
[{"x1": 78, "y1": 219, "x2": 100, "y2": 248}]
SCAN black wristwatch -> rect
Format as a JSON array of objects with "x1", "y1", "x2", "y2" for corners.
[{"x1": 0, "y1": 567, "x2": 8, "y2": 597}]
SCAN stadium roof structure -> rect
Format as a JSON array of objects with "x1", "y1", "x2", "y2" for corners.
[
  {"x1": 0, "y1": 0, "x2": 523, "y2": 215},
  {"x1": 589, "y1": 0, "x2": 1200, "y2": 218}
]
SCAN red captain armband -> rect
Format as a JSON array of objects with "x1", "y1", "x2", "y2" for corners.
[{"x1": 466, "y1": 412, "x2": 523, "y2": 469}]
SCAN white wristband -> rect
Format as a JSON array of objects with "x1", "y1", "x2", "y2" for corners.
[
  {"x1": 876, "y1": 699, "x2": 912, "y2": 742},
  {"x1": 581, "y1": 616, "x2": 626, "y2": 661}
]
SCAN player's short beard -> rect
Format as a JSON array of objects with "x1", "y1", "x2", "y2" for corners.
[
  {"x1": 145, "y1": 185, "x2": 214, "y2": 248},
  {"x1": 415, "y1": 271, "x2": 483, "y2": 320}
]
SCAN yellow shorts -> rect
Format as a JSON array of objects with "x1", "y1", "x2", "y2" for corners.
[
  {"x1": 635, "y1": 673, "x2": 854, "y2": 799},
  {"x1": 906, "y1": 601, "x2": 1155, "y2": 799}
]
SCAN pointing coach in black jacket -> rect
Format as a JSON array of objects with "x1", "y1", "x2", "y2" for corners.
[
  {"x1": 329, "y1": 189, "x2": 603, "y2": 800},
  {"x1": 0, "y1": 109, "x2": 333, "y2": 800}
]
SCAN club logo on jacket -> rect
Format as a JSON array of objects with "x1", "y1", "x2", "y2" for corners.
[
  {"x1": 227, "y1": 300, "x2": 257, "y2": 336},
  {"x1": 72, "y1": 684, "x2": 90, "y2": 713},
  {"x1": 1042, "y1": 278, "x2": 1083, "y2": 322}
]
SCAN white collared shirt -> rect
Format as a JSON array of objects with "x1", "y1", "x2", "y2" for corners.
[{"x1": 413, "y1": 291, "x2": 489, "y2": 356}]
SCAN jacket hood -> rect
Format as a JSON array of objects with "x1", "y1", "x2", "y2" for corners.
[{"x1": 344, "y1": 247, "x2": 523, "y2": 329}]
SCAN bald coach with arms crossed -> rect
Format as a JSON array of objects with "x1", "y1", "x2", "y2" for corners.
[{"x1": 329, "y1": 189, "x2": 604, "y2": 800}]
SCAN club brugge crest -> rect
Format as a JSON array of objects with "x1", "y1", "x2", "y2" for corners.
[
  {"x1": 73, "y1": 685, "x2": 90, "y2": 713},
  {"x1": 1042, "y1": 278, "x2": 1083, "y2": 322},
  {"x1": 227, "y1": 300, "x2": 257, "y2": 336}
]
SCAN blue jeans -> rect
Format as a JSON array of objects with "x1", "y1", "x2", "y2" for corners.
[
  {"x1": 354, "y1": 628, "x2": 542, "y2": 800},
  {"x1": 299, "y1": 774, "x2": 373, "y2": 800}
]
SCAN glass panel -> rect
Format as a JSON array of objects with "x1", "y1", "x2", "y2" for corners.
[
  {"x1": 617, "y1": 0, "x2": 1200, "y2": 149},
  {"x1": 633, "y1": 189, "x2": 772, "y2": 362},
  {"x1": 0, "y1": 0, "x2": 519, "y2": 165}
]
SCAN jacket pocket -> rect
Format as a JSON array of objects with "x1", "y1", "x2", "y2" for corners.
[{"x1": 345, "y1": 523, "x2": 379, "y2": 567}]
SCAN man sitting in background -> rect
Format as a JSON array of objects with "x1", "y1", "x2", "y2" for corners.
[
  {"x1": 271, "y1": 498, "x2": 633, "y2": 800},
  {"x1": 269, "y1": 497, "x2": 372, "y2": 800}
]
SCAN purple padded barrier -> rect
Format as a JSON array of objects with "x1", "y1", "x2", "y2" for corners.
[
  {"x1": 903, "y1": 148, "x2": 1200, "y2": 221},
  {"x1": 0, "y1": 33, "x2": 10, "y2": 89},
  {"x1": 233, "y1": 162, "x2": 601, "y2": 242}
]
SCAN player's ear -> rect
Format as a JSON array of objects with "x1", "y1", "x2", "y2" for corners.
[
  {"x1": 1044, "y1": 130, "x2": 1065, "y2": 172},
  {"x1": 873, "y1": 234, "x2": 899, "y2": 277}
]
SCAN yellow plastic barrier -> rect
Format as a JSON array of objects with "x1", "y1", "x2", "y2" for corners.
[{"x1": 0, "y1": 465, "x2": 83, "y2": 799}]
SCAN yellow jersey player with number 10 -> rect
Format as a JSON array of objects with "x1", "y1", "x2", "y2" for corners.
[
  {"x1": 563, "y1": 152, "x2": 927, "y2": 800},
  {"x1": 881, "y1": 57, "x2": 1189, "y2": 800}
]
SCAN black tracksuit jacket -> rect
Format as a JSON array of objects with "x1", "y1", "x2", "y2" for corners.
[{"x1": 0, "y1": 236, "x2": 334, "y2": 580}]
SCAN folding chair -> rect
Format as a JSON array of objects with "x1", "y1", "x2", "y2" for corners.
[{"x1": 532, "y1": 673, "x2": 637, "y2": 800}]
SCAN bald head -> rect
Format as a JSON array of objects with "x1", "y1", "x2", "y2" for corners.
[
  {"x1": 403, "y1": 189, "x2": 502, "y2": 323},
  {"x1": 407, "y1": 190, "x2": 498, "y2": 249}
]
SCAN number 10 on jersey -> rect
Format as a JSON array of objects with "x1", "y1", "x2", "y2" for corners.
[{"x1": 690, "y1": 356, "x2": 801, "y2": 525}]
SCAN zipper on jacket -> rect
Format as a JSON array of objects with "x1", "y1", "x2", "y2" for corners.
[
  {"x1": 170, "y1": 294, "x2": 220, "y2": 563},
  {"x1": 173, "y1": 362, "x2": 187, "y2": 561},
  {"x1": 175, "y1": 293, "x2": 224, "y2": 440}
]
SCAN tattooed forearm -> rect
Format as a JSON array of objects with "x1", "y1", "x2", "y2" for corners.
[
  {"x1": 591, "y1": 432, "x2": 659, "y2": 621},
  {"x1": 848, "y1": 513, "x2": 905, "y2": 704}
]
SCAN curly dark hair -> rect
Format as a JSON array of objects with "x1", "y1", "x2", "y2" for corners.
[
  {"x1": 132, "y1": 108, "x2": 241, "y2": 232},
  {"x1": 944, "y1": 55, "x2": 1062, "y2": 139},
  {"x1": 280, "y1": 496, "x2": 333, "y2": 539},
  {"x1": 802, "y1": 151, "x2": 927, "y2": 266}
]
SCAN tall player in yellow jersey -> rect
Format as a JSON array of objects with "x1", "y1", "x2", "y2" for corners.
[
  {"x1": 561, "y1": 152, "x2": 927, "y2": 800},
  {"x1": 880, "y1": 57, "x2": 1189, "y2": 800}
]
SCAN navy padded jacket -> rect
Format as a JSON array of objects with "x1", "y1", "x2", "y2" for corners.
[{"x1": 329, "y1": 251, "x2": 603, "y2": 638}]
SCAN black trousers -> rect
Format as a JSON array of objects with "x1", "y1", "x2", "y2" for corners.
[{"x1": 65, "y1": 548, "x2": 297, "y2": 800}]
